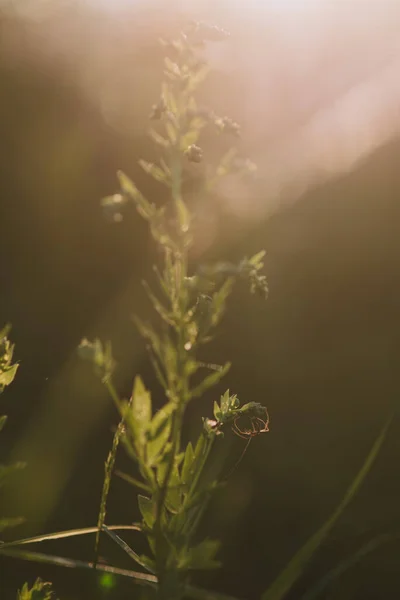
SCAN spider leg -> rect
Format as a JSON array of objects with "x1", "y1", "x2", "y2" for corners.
[
  {"x1": 232, "y1": 418, "x2": 252, "y2": 439},
  {"x1": 255, "y1": 417, "x2": 269, "y2": 433}
]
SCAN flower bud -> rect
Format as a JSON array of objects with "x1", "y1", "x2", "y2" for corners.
[{"x1": 185, "y1": 144, "x2": 203, "y2": 163}]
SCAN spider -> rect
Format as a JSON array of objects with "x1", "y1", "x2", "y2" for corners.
[{"x1": 231, "y1": 412, "x2": 269, "y2": 439}]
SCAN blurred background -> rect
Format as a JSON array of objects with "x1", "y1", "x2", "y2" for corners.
[{"x1": 1, "y1": 0, "x2": 400, "y2": 598}]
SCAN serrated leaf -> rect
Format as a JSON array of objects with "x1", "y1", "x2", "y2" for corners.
[
  {"x1": 157, "y1": 454, "x2": 182, "y2": 513},
  {"x1": 129, "y1": 376, "x2": 152, "y2": 442},
  {"x1": 220, "y1": 390, "x2": 230, "y2": 414},
  {"x1": 189, "y1": 433, "x2": 207, "y2": 480},
  {"x1": 248, "y1": 249, "x2": 266, "y2": 269},
  {"x1": 162, "y1": 335, "x2": 178, "y2": 383},
  {"x1": 181, "y1": 442, "x2": 195, "y2": 486},
  {"x1": 166, "y1": 461, "x2": 182, "y2": 513},
  {"x1": 191, "y1": 362, "x2": 231, "y2": 399},
  {"x1": 147, "y1": 403, "x2": 174, "y2": 465},
  {"x1": 138, "y1": 495, "x2": 155, "y2": 529},
  {"x1": 17, "y1": 578, "x2": 55, "y2": 600}
]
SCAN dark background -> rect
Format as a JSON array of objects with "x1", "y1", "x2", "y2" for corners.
[{"x1": 0, "y1": 3, "x2": 399, "y2": 599}]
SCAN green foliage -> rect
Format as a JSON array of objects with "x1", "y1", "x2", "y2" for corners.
[
  {"x1": 0, "y1": 325, "x2": 25, "y2": 531},
  {"x1": 78, "y1": 20, "x2": 269, "y2": 599},
  {"x1": 0, "y1": 329, "x2": 57, "y2": 596},
  {"x1": 0, "y1": 324, "x2": 19, "y2": 393},
  {"x1": 17, "y1": 579, "x2": 55, "y2": 600},
  {"x1": 2, "y1": 17, "x2": 393, "y2": 600}
]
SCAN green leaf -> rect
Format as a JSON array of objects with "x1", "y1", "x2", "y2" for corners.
[
  {"x1": 138, "y1": 160, "x2": 171, "y2": 186},
  {"x1": 115, "y1": 471, "x2": 152, "y2": 493},
  {"x1": 220, "y1": 390, "x2": 230, "y2": 414},
  {"x1": 180, "y1": 539, "x2": 221, "y2": 570},
  {"x1": 138, "y1": 495, "x2": 156, "y2": 529},
  {"x1": 213, "y1": 401, "x2": 222, "y2": 421},
  {"x1": 161, "y1": 82, "x2": 178, "y2": 115},
  {"x1": 0, "y1": 323, "x2": 11, "y2": 341},
  {"x1": 175, "y1": 195, "x2": 191, "y2": 234},
  {"x1": 0, "y1": 415, "x2": 7, "y2": 431},
  {"x1": 188, "y1": 64, "x2": 211, "y2": 91},
  {"x1": 165, "y1": 122, "x2": 177, "y2": 145},
  {"x1": 149, "y1": 128, "x2": 170, "y2": 148},
  {"x1": 147, "y1": 403, "x2": 174, "y2": 465},
  {"x1": 164, "y1": 57, "x2": 181, "y2": 77},
  {"x1": 117, "y1": 170, "x2": 156, "y2": 221},
  {"x1": 131, "y1": 376, "x2": 152, "y2": 438},
  {"x1": 191, "y1": 362, "x2": 231, "y2": 399},
  {"x1": 261, "y1": 413, "x2": 394, "y2": 600},
  {"x1": 0, "y1": 363, "x2": 18, "y2": 389},
  {"x1": 181, "y1": 442, "x2": 195, "y2": 486},
  {"x1": 248, "y1": 249, "x2": 266, "y2": 269},
  {"x1": 166, "y1": 461, "x2": 182, "y2": 513},
  {"x1": 210, "y1": 279, "x2": 234, "y2": 328},
  {"x1": 17, "y1": 578, "x2": 55, "y2": 600},
  {"x1": 180, "y1": 129, "x2": 200, "y2": 151},
  {"x1": 142, "y1": 281, "x2": 175, "y2": 327},
  {"x1": 215, "y1": 147, "x2": 238, "y2": 178}
]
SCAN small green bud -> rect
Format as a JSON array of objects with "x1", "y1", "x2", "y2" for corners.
[
  {"x1": 215, "y1": 116, "x2": 240, "y2": 137},
  {"x1": 185, "y1": 144, "x2": 203, "y2": 163}
]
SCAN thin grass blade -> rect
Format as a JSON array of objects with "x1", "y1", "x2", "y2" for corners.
[
  {"x1": 0, "y1": 524, "x2": 141, "y2": 549},
  {"x1": 0, "y1": 547, "x2": 240, "y2": 600},
  {"x1": 301, "y1": 532, "x2": 400, "y2": 600},
  {"x1": 94, "y1": 418, "x2": 125, "y2": 565},
  {"x1": 261, "y1": 412, "x2": 394, "y2": 600},
  {"x1": 101, "y1": 525, "x2": 155, "y2": 573}
]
